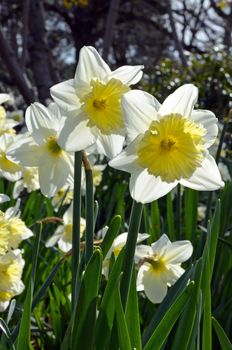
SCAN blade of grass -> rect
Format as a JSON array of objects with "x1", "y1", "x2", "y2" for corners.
[
  {"x1": 212, "y1": 317, "x2": 232, "y2": 350},
  {"x1": 16, "y1": 222, "x2": 42, "y2": 349}
]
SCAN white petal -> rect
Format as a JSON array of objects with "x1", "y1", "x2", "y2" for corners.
[
  {"x1": 191, "y1": 109, "x2": 218, "y2": 148},
  {"x1": 167, "y1": 265, "x2": 185, "y2": 285},
  {"x1": 7, "y1": 136, "x2": 41, "y2": 167},
  {"x1": 179, "y1": 153, "x2": 224, "y2": 191},
  {"x1": 135, "y1": 245, "x2": 153, "y2": 264},
  {"x1": 158, "y1": 84, "x2": 198, "y2": 118},
  {"x1": 38, "y1": 154, "x2": 71, "y2": 197},
  {"x1": 130, "y1": 170, "x2": 177, "y2": 204},
  {"x1": 96, "y1": 133, "x2": 125, "y2": 159},
  {"x1": 47, "y1": 102, "x2": 62, "y2": 121},
  {"x1": 74, "y1": 46, "x2": 111, "y2": 86},
  {"x1": 108, "y1": 65, "x2": 143, "y2": 86},
  {"x1": 63, "y1": 202, "x2": 73, "y2": 224},
  {"x1": 113, "y1": 232, "x2": 128, "y2": 248},
  {"x1": 12, "y1": 180, "x2": 24, "y2": 198},
  {"x1": 122, "y1": 90, "x2": 160, "y2": 142},
  {"x1": 165, "y1": 241, "x2": 193, "y2": 264},
  {"x1": 45, "y1": 226, "x2": 64, "y2": 248},
  {"x1": 58, "y1": 115, "x2": 96, "y2": 152},
  {"x1": 0, "y1": 93, "x2": 10, "y2": 104},
  {"x1": 50, "y1": 79, "x2": 81, "y2": 115},
  {"x1": 58, "y1": 238, "x2": 72, "y2": 252},
  {"x1": 138, "y1": 264, "x2": 168, "y2": 303},
  {"x1": 151, "y1": 234, "x2": 172, "y2": 256},
  {"x1": 0, "y1": 194, "x2": 10, "y2": 203},
  {"x1": 109, "y1": 136, "x2": 143, "y2": 173},
  {"x1": 137, "y1": 233, "x2": 150, "y2": 243},
  {"x1": 26, "y1": 103, "x2": 60, "y2": 145}
]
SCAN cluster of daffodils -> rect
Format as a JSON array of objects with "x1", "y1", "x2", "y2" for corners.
[
  {"x1": 0, "y1": 201, "x2": 33, "y2": 311},
  {"x1": 0, "y1": 46, "x2": 226, "y2": 305},
  {"x1": 1, "y1": 47, "x2": 224, "y2": 204}
]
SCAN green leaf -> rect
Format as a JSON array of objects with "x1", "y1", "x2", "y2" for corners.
[
  {"x1": 16, "y1": 223, "x2": 42, "y2": 350},
  {"x1": 208, "y1": 200, "x2": 221, "y2": 278},
  {"x1": 71, "y1": 248, "x2": 102, "y2": 350},
  {"x1": 95, "y1": 249, "x2": 125, "y2": 350},
  {"x1": 143, "y1": 282, "x2": 194, "y2": 350},
  {"x1": 166, "y1": 192, "x2": 175, "y2": 240},
  {"x1": 114, "y1": 277, "x2": 132, "y2": 350},
  {"x1": 212, "y1": 317, "x2": 232, "y2": 350},
  {"x1": 125, "y1": 268, "x2": 142, "y2": 350},
  {"x1": 202, "y1": 245, "x2": 212, "y2": 350},
  {"x1": 172, "y1": 259, "x2": 203, "y2": 350},
  {"x1": 101, "y1": 215, "x2": 121, "y2": 259},
  {"x1": 142, "y1": 266, "x2": 193, "y2": 345},
  {"x1": 184, "y1": 188, "x2": 198, "y2": 241}
]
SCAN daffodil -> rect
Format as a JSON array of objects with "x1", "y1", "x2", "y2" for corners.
[
  {"x1": 0, "y1": 194, "x2": 9, "y2": 203},
  {"x1": 50, "y1": 46, "x2": 143, "y2": 158},
  {"x1": 136, "y1": 234, "x2": 193, "y2": 303},
  {"x1": 13, "y1": 166, "x2": 40, "y2": 199},
  {"x1": 110, "y1": 85, "x2": 224, "y2": 203},
  {"x1": 51, "y1": 184, "x2": 74, "y2": 210},
  {"x1": 0, "y1": 249, "x2": 25, "y2": 312},
  {"x1": 102, "y1": 232, "x2": 149, "y2": 278},
  {"x1": 0, "y1": 134, "x2": 23, "y2": 182},
  {"x1": 0, "y1": 93, "x2": 19, "y2": 135},
  {"x1": 45, "y1": 202, "x2": 86, "y2": 252},
  {"x1": 0, "y1": 200, "x2": 33, "y2": 255},
  {"x1": 8, "y1": 103, "x2": 74, "y2": 197}
]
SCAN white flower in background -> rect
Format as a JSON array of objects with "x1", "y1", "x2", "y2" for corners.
[
  {"x1": 197, "y1": 204, "x2": 207, "y2": 222},
  {"x1": 110, "y1": 85, "x2": 224, "y2": 203},
  {"x1": 102, "y1": 232, "x2": 149, "y2": 278},
  {"x1": 0, "y1": 93, "x2": 20, "y2": 135},
  {"x1": 13, "y1": 166, "x2": 40, "y2": 199},
  {"x1": 50, "y1": 46, "x2": 143, "y2": 158},
  {"x1": 7, "y1": 103, "x2": 74, "y2": 197},
  {"x1": 51, "y1": 184, "x2": 74, "y2": 210},
  {"x1": 46, "y1": 202, "x2": 86, "y2": 252},
  {"x1": 0, "y1": 134, "x2": 23, "y2": 181},
  {"x1": 0, "y1": 249, "x2": 25, "y2": 312},
  {"x1": 0, "y1": 200, "x2": 33, "y2": 255},
  {"x1": 136, "y1": 234, "x2": 193, "y2": 304}
]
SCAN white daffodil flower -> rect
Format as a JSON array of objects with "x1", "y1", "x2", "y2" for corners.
[
  {"x1": 50, "y1": 46, "x2": 143, "y2": 158},
  {"x1": 109, "y1": 85, "x2": 224, "y2": 203},
  {"x1": 136, "y1": 234, "x2": 193, "y2": 304},
  {"x1": 0, "y1": 249, "x2": 25, "y2": 312},
  {"x1": 7, "y1": 103, "x2": 74, "y2": 197},
  {"x1": 12, "y1": 166, "x2": 40, "y2": 199},
  {"x1": 102, "y1": 232, "x2": 149, "y2": 279},
  {"x1": 45, "y1": 202, "x2": 86, "y2": 252},
  {"x1": 0, "y1": 200, "x2": 33, "y2": 255},
  {"x1": 0, "y1": 93, "x2": 20, "y2": 136},
  {"x1": 0, "y1": 134, "x2": 23, "y2": 182}
]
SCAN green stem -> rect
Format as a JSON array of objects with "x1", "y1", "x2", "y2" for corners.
[
  {"x1": 120, "y1": 200, "x2": 143, "y2": 310},
  {"x1": 85, "y1": 168, "x2": 94, "y2": 265},
  {"x1": 204, "y1": 121, "x2": 227, "y2": 226},
  {"x1": 72, "y1": 151, "x2": 82, "y2": 306},
  {"x1": 176, "y1": 184, "x2": 182, "y2": 238}
]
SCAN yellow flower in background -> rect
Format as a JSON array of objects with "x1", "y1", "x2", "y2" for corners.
[
  {"x1": 13, "y1": 166, "x2": 40, "y2": 199},
  {"x1": 0, "y1": 134, "x2": 22, "y2": 182},
  {"x1": 0, "y1": 201, "x2": 33, "y2": 255},
  {"x1": 0, "y1": 249, "x2": 25, "y2": 312}
]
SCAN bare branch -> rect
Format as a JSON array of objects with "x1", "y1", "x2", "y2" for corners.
[{"x1": 0, "y1": 26, "x2": 35, "y2": 104}]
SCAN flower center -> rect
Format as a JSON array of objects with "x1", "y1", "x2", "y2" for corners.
[
  {"x1": 46, "y1": 135, "x2": 62, "y2": 156},
  {"x1": 137, "y1": 113, "x2": 206, "y2": 183},
  {"x1": 145, "y1": 256, "x2": 166, "y2": 274},
  {"x1": 0, "y1": 152, "x2": 22, "y2": 173},
  {"x1": 81, "y1": 78, "x2": 129, "y2": 134}
]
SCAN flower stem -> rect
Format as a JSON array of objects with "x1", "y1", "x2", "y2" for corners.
[
  {"x1": 120, "y1": 200, "x2": 143, "y2": 310},
  {"x1": 177, "y1": 183, "x2": 182, "y2": 237},
  {"x1": 83, "y1": 152, "x2": 94, "y2": 265},
  {"x1": 72, "y1": 151, "x2": 82, "y2": 306}
]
